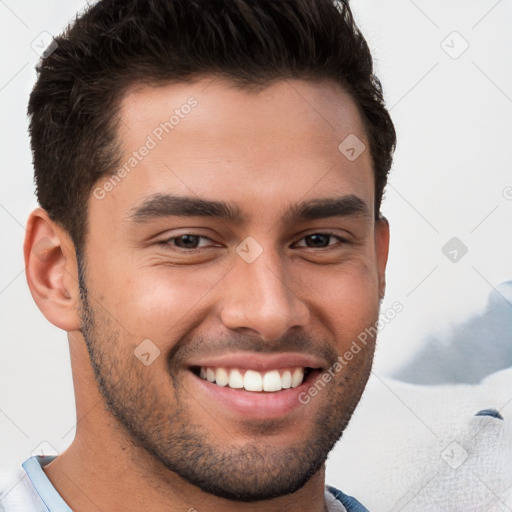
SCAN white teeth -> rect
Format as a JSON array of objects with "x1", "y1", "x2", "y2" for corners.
[
  {"x1": 228, "y1": 368, "x2": 244, "y2": 389},
  {"x1": 281, "y1": 370, "x2": 292, "y2": 389},
  {"x1": 198, "y1": 366, "x2": 307, "y2": 392},
  {"x1": 263, "y1": 370, "x2": 282, "y2": 392},
  {"x1": 291, "y1": 368, "x2": 304, "y2": 388},
  {"x1": 244, "y1": 370, "x2": 263, "y2": 391},
  {"x1": 215, "y1": 367, "x2": 229, "y2": 387}
]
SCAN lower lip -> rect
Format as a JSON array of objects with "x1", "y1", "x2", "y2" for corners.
[{"x1": 187, "y1": 369, "x2": 322, "y2": 420}]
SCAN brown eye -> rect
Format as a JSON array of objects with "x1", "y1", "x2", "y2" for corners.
[
  {"x1": 295, "y1": 233, "x2": 347, "y2": 249},
  {"x1": 304, "y1": 234, "x2": 331, "y2": 248},
  {"x1": 158, "y1": 234, "x2": 214, "y2": 251},
  {"x1": 173, "y1": 234, "x2": 202, "y2": 249}
]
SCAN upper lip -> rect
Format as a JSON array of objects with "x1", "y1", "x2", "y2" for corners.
[{"x1": 187, "y1": 352, "x2": 326, "y2": 372}]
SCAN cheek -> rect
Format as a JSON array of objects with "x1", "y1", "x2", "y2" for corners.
[
  {"x1": 95, "y1": 266, "x2": 224, "y2": 345},
  {"x1": 338, "y1": 265, "x2": 380, "y2": 318},
  {"x1": 300, "y1": 253, "x2": 379, "y2": 297},
  {"x1": 89, "y1": 248, "x2": 379, "y2": 352},
  {"x1": 298, "y1": 260, "x2": 380, "y2": 340}
]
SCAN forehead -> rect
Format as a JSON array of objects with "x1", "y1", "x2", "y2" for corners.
[
  {"x1": 118, "y1": 77, "x2": 368, "y2": 156},
  {"x1": 93, "y1": 77, "x2": 374, "y2": 228}
]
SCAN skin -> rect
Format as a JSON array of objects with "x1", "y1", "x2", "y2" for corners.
[{"x1": 24, "y1": 77, "x2": 389, "y2": 512}]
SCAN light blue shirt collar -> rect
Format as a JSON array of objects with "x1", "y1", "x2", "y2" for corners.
[{"x1": 22, "y1": 456, "x2": 72, "y2": 512}]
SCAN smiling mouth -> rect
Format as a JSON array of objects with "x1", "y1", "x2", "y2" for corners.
[{"x1": 190, "y1": 366, "x2": 318, "y2": 392}]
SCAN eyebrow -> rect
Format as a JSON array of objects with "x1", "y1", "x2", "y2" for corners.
[{"x1": 128, "y1": 193, "x2": 371, "y2": 225}]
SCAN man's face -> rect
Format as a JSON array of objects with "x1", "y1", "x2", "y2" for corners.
[{"x1": 78, "y1": 77, "x2": 388, "y2": 501}]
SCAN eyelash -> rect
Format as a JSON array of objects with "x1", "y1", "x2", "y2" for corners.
[{"x1": 157, "y1": 232, "x2": 349, "y2": 252}]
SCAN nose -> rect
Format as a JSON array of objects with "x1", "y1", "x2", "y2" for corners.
[{"x1": 220, "y1": 244, "x2": 310, "y2": 341}]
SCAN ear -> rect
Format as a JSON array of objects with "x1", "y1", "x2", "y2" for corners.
[
  {"x1": 374, "y1": 215, "x2": 390, "y2": 301},
  {"x1": 24, "y1": 208, "x2": 81, "y2": 331}
]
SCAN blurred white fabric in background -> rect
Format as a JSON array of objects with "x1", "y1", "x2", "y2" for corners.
[{"x1": 328, "y1": 282, "x2": 512, "y2": 510}]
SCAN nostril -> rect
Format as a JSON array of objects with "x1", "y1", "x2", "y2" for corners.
[{"x1": 475, "y1": 408, "x2": 504, "y2": 420}]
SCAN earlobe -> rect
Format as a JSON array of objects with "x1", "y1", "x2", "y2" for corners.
[
  {"x1": 375, "y1": 216, "x2": 390, "y2": 301},
  {"x1": 24, "y1": 208, "x2": 81, "y2": 332}
]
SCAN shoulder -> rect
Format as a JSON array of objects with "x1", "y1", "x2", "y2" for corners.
[{"x1": 0, "y1": 464, "x2": 47, "y2": 512}]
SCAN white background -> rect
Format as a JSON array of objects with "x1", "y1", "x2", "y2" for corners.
[{"x1": 0, "y1": 0, "x2": 511, "y2": 477}]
